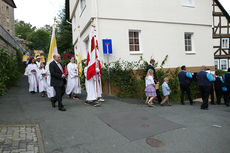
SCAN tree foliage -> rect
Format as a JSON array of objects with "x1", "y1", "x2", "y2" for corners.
[
  {"x1": 56, "y1": 8, "x2": 73, "y2": 54},
  {"x1": 15, "y1": 20, "x2": 36, "y2": 40},
  {"x1": 27, "y1": 29, "x2": 50, "y2": 53}
]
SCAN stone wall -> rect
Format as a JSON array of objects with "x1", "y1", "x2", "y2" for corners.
[
  {"x1": 0, "y1": 0, "x2": 15, "y2": 36},
  {"x1": 0, "y1": 24, "x2": 23, "y2": 56}
]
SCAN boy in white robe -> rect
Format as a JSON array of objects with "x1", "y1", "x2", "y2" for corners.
[
  {"x1": 84, "y1": 66, "x2": 100, "y2": 107},
  {"x1": 38, "y1": 62, "x2": 48, "y2": 97},
  {"x1": 65, "y1": 57, "x2": 81, "y2": 99},
  {"x1": 95, "y1": 68, "x2": 104, "y2": 102},
  {"x1": 26, "y1": 58, "x2": 38, "y2": 93}
]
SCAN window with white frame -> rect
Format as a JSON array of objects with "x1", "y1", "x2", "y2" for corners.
[
  {"x1": 182, "y1": 0, "x2": 195, "y2": 7},
  {"x1": 184, "y1": 33, "x2": 193, "y2": 52},
  {"x1": 6, "y1": 6, "x2": 9, "y2": 16},
  {"x1": 6, "y1": 17, "x2": 9, "y2": 23},
  {"x1": 129, "y1": 31, "x2": 140, "y2": 52},
  {"x1": 84, "y1": 38, "x2": 89, "y2": 53},
  {"x1": 214, "y1": 59, "x2": 219, "y2": 70},
  {"x1": 221, "y1": 38, "x2": 229, "y2": 49},
  {"x1": 220, "y1": 59, "x2": 228, "y2": 71},
  {"x1": 80, "y1": 0, "x2": 86, "y2": 14}
]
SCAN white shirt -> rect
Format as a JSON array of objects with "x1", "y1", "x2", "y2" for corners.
[{"x1": 145, "y1": 76, "x2": 155, "y2": 87}]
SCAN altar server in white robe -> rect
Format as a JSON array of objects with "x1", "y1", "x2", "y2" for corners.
[
  {"x1": 38, "y1": 62, "x2": 48, "y2": 97},
  {"x1": 66, "y1": 57, "x2": 81, "y2": 99},
  {"x1": 95, "y1": 67, "x2": 104, "y2": 102},
  {"x1": 84, "y1": 66, "x2": 98, "y2": 101},
  {"x1": 45, "y1": 64, "x2": 56, "y2": 98},
  {"x1": 26, "y1": 58, "x2": 38, "y2": 93}
]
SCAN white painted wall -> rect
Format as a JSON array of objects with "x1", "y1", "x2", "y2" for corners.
[{"x1": 69, "y1": 0, "x2": 214, "y2": 68}]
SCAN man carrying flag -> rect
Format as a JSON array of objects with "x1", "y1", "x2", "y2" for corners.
[{"x1": 84, "y1": 25, "x2": 104, "y2": 107}]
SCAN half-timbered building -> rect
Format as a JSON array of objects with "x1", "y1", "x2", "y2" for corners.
[{"x1": 213, "y1": 0, "x2": 230, "y2": 71}]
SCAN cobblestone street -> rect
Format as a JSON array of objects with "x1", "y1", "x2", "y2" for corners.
[{"x1": 0, "y1": 125, "x2": 44, "y2": 153}]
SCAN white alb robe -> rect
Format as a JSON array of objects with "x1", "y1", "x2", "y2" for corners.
[
  {"x1": 38, "y1": 68, "x2": 48, "y2": 92},
  {"x1": 27, "y1": 64, "x2": 38, "y2": 92},
  {"x1": 45, "y1": 65, "x2": 56, "y2": 98},
  {"x1": 95, "y1": 68, "x2": 102, "y2": 98},
  {"x1": 84, "y1": 67, "x2": 98, "y2": 101},
  {"x1": 66, "y1": 63, "x2": 81, "y2": 95}
]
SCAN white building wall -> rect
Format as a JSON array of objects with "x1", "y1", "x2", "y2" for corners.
[
  {"x1": 69, "y1": 0, "x2": 214, "y2": 69},
  {"x1": 97, "y1": 19, "x2": 213, "y2": 68}
]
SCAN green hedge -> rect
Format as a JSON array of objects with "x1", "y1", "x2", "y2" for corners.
[
  {"x1": 0, "y1": 48, "x2": 23, "y2": 96},
  {"x1": 102, "y1": 56, "x2": 200, "y2": 102}
]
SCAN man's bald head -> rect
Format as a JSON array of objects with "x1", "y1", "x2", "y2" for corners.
[{"x1": 53, "y1": 53, "x2": 61, "y2": 62}]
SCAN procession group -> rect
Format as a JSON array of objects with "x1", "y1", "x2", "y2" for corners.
[
  {"x1": 24, "y1": 53, "x2": 104, "y2": 111},
  {"x1": 145, "y1": 59, "x2": 230, "y2": 110},
  {"x1": 24, "y1": 53, "x2": 230, "y2": 111}
]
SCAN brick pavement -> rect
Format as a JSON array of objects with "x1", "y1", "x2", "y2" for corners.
[{"x1": 0, "y1": 125, "x2": 44, "y2": 153}]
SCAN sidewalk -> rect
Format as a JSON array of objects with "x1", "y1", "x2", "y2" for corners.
[{"x1": 0, "y1": 76, "x2": 230, "y2": 153}]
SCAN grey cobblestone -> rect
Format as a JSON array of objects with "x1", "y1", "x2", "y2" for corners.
[{"x1": 0, "y1": 125, "x2": 44, "y2": 153}]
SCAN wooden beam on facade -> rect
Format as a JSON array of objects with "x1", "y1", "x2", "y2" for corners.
[{"x1": 213, "y1": 12, "x2": 224, "y2": 16}]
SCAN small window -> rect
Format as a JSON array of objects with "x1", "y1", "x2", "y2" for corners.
[
  {"x1": 214, "y1": 59, "x2": 219, "y2": 70},
  {"x1": 182, "y1": 0, "x2": 195, "y2": 7},
  {"x1": 184, "y1": 33, "x2": 193, "y2": 52},
  {"x1": 220, "y1": 59, "x2": 228, "y2": 71},
  {"x1": 6, "y1": 6, "x2": 9, "y2": 16},
  {"x1": 129, "y1": 31, "x2": 140, "y2": 52},
  {"x1": 221, "y1": 38, "x2": 229, "y2": 49},
  {"x1": 80, "y1": 0, "x2": 86, "y2": 15},
  {"x1": 84, "y1": 38, "x2": 89, "y2": 53},
  {"x1": 6, "y1": 17, "x2": 9, "y2": 23}
]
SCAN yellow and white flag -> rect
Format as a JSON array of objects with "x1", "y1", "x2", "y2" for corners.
[
  {"x1": 76, "y1": 52, "x2": 82, "y2": 77},
  {"x1": 47, "y1": 25, "x2": 58, "y2": 63}
]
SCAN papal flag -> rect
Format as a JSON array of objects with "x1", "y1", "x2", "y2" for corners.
[
  {"x1": 47, "y1": 24, "x2": 58, "y2": 63},
  {"x1": 76, "y1": 52, "x2": 82, "y2": 77}
]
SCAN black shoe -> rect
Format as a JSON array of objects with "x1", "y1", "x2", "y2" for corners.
[
  {"x1": 226, "y1": 104, "x2": 229, "y2": 107},
  {"x1": 190, "y1": 102, "x2": 193, "y2": 105},
  {"x1": 58, "y1": 107, "x2": 66, "y2": 111},
  {"x1": 181, "y1": 102, "x2": 185, "y2": 105},
  {"x1": 51, "y1": 102, "x2": 56, "y2": 108},
  {"x1": 211, "y1": 103, "x2": 216, "y2": 105}
]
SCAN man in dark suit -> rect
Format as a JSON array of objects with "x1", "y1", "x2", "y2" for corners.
[
  {"x1": 49, "y1": 53, "x2": 67, "y2": 111},
  {"x1": 146, "y1": 59, "x2": 162, "y2": 103},
  {"x1": 178, "y1": 65, "x2": 193, "y2": 105},
  {"x1": 197, "y1": 66, "x2": 215, "y2": 110}
]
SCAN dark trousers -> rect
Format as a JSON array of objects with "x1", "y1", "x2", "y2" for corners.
[
  {"x1": 52, "y1": 86, "x2": 65, "y2": 108},
  {"x1": 156, "y1": 89, "x2": 162, "y2": 103},
  {"x1": 209, "y1": 85, "x2": 215, "y2": 104},
  {"x1": 199, "y1": 86, "x2": 210, "y2": 109},
  {"x1": 180, "y1": 84, "x2": 193, "y2": 104},
  {"x1": 215, "y1": 87, "x2": 222, "y2": 104}
]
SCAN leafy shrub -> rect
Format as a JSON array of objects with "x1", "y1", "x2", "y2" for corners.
[
  {"x1": 101, "y1": 55, "x2": 200, "y2": 102},
  {"x1": 0, "y1": 48, "x2": 23, "y2": 96}
]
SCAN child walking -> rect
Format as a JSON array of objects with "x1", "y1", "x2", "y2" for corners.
[
  {"x1": 38, "y1": 62, "x2": 48, "y2": 97},
  {"x1": 145, "y1": 69, "x2": 157, "y2": 107},
  {"x1": 161, "y1": 77, "x2": 171, "y2": 106}
]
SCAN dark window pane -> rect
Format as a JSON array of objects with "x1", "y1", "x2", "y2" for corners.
[
  {"x1": 134, "y1": 39, "x2": 139, "y2": 44},
  {"x1": 129, "y1": 45, "x2": 135, "y2": 51},
  {"x1": 129, "y1": 32, "x2": 134, "y2": 38},
  {"x1": 135, "y1": 45, "x2": 139, "y2": 51},
  {"x1": 129, "y1": 39, "x2": 134, "y2": 44},
  {"x1": 134, "y1": 32, "x2": 139, "y2": 38}
]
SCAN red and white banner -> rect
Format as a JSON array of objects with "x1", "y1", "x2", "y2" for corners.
[{"x1": 86, "y1": 25, "x2": 102, "y2": 80}]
